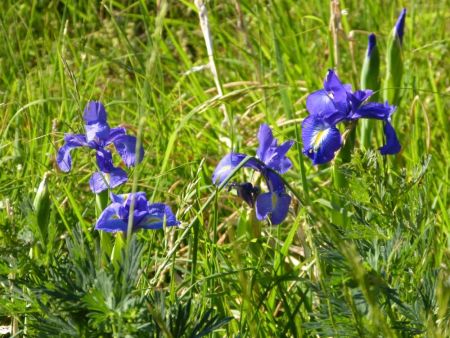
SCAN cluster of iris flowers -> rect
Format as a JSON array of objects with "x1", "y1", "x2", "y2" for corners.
[
  {"x1": 57, "y1": 102, "x2": 179, "y2": 232},
  {"x1": 59, "y1": 72, "x2": 403, "y2": 229},
  {"x1": 212, "y1": 124, "x2": 293, "y2": 225},
  {"x1": 302, "y1": 70, "x2": 401, "y2": 165}
]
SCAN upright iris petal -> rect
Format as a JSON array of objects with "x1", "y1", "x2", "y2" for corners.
[
  {"x1": 56, "y1": 101, "x2": 145, "y2": 193},
  {"x1": 256, "y1": 124, "x2": 294, "y2": 174},
  {"x1": 95, "y1": 192, "x2": 180, "y2": 232}
]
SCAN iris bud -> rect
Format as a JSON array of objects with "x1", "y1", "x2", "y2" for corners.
[
  {"x1": 33, "y1": 172, "x2": 51, "y2": 241},
  {"x1": 384, "y1": 8, "x2": 406, "y2": 105},
  {"x1": 360, "y1": 34, "x2": 381, "y2": 149}
]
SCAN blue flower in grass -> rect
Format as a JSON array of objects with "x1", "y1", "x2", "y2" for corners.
[
  {"x1": 212, "y1": 124, "x2": 293, "y2": 225},
  {"x1": 57, "y1": 101, "x2": 144, "y2": 193},
  {"x1": 95, "y1": 192, "x2": 180, "y2": 232},
  {"x1": 302, "y1": 70, "x2": 401, "y2": 164}
]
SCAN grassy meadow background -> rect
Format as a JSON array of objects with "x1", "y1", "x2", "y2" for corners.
[{"x1": 1, "y1": 0, "x2": 449, "y2": 336}]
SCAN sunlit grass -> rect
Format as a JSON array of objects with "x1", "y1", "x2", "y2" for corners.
[{"x1": 0, "y1": 0, "x2": 449, "y2": 336}]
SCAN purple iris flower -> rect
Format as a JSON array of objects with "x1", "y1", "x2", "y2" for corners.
[
  {"x1": 302, "y1": 70, "x2": 401, "y2": 165},
  {"x1": 212, "y1": 124, "x2": 293, "y2": 225},
  {"x1": 56, "y1": 102, "x2": 144, "y2": 193},
  {"x1": 95, "y1": 192, "x2": 180, "y2": 232}
]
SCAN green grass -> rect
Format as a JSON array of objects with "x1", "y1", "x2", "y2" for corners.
[{"x1": 0, "y1": 0, "x2": 449, "y2": 336}]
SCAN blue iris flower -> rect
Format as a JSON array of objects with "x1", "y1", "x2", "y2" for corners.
[
  {"x1": 95, "y1": 192, "x2": 180, "y2": 232},
  {"x1": 212, "y1": 124, "x2": 293, "y2": 225},
  {"x1": 56, "y1": 101, "x2": 144, "y2": 193},
  {"x1": 302, "y1": 70, "x2": 401, "y2": 164}
]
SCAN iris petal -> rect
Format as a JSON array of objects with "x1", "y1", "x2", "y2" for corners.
[
  {"x1": 323, "y1": 70, "x2": 350, "y2": 112},
  {"x1": 56, "y1": 133, "x2": 88, "y2": 172},
  {"x1": 107, "y1": 127, "x2": 127, "y2": 143},
  {"x1": 263, "y1": 169, "x2": 285, "y2": 193},
  {"x1": 89, "y1": 168, "x2": 127, "y2": 193},
  {"x1": 256, "y1": 124, "x2": 276, "y2": 162},
  {"x1": 306, "y1": 89, "x2": 336, "y2": 117},
  {"x1": 255, "y1": 192, "x2": 272, "y2": 221},
  {"x1": 212, "y1": 152, "x2": 262, "y2": 185},
  {"x1": 95, "y1": 202, "x2": 128, "y2": 232},
  {"x1": 256, "y1": 124, "x2": 294, "y2": 173},
  {"x1": 255, "y1": 191, "x2": 291, "y2": 225},
  {"x1": 96, "y1": 149, "x2": 115, "y2": 172},
  {"x1": 264, "y1": 140, "x2": 294, "y2": 173},
  {"x1": 379, "y1": 121, "x2": 401, "y2": 155},
  {"x1": 140, "y1": 203, "x2": 180, "y2": 229},
  {"x1": 350, "y1": 102, "x2": 390, "y2": 120},
  {"x1": 302, "y1": 115, "x2": 342, "y2": 165},
  {"x1": 85, "y1": 122, "x2": 110, "y2": 143},
  {"x1": 84, "y1": 101, "x2": 107, "y2": 124},
  {"x1": 269, "y1": 192, "x2": 291, "y2": 225},
  {"x1": 112, "y1": 134, "x2": 144, "y2": 167}
]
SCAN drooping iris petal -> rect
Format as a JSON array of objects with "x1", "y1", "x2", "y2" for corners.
[
  {"x1": 84, "y1": 101, "x2": 107, "y2": 124},
  {"x1": 89, "y1": 168, "x2": 128, "y2": 193},
  {"x1": 95, "y1": 203, "x2": 128, "y2": 232},
  {"x1": 212, "y1": 152, "x2": 262, "y2": 185},
  {"x1": 349, "y1": 102, "x2": 391, "y2": 120},
  {"x1": 379, "y1": 121, "x2": 401, "y2": 155},
  {"x1": 302, "y1": 115, "x2": 342, "y2": 165},
  {"x1": 255, "y1": 192, "x2": 272, "y2": 221},
  {"x1": 262, "y1": 168, "x2": 285, "y2": 193},
  {"x1": 139, "y1": 203, "x2": 180, "y2": 230},
  {"x1": 268, "y1": 192, "x2": 291, "y2": 225},
  {"x1": 56, "y1": 134, "x2": 88, "y2": 172},
  {"x1": 112, "y1": 134, "x2": 144, "y2": 167},
  {"x1": 107, "y1": 127, "x2": 127, "y2": 142},
  {"x1": 255, "y1": 191, "x2": 291, "y2": 225},
  {"x1": 109, "y1": 167, "x2": 128, "y2": 188}
]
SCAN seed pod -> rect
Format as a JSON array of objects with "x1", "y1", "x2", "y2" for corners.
[
  {"x1": 384, "y1": 8, "x2": 406, "y2": 105},
  {"x1": 33, "y1": 172, "x2": 51, "y2": 241}
]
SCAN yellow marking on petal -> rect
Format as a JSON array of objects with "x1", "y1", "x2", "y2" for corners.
[
  {"x1": 271, "y1": 192, "x2": 278, "y2": 209},
  {"x1": 311, "y1": 128, "x2": 330, "y2": 151},
  {"x1": 143, "y1": 217, "x2": 162, "y2": 224}
]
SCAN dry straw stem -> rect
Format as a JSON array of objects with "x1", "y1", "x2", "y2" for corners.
[{"x1": 194, "y1": 0, "x2": 230, "y2": 125}]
